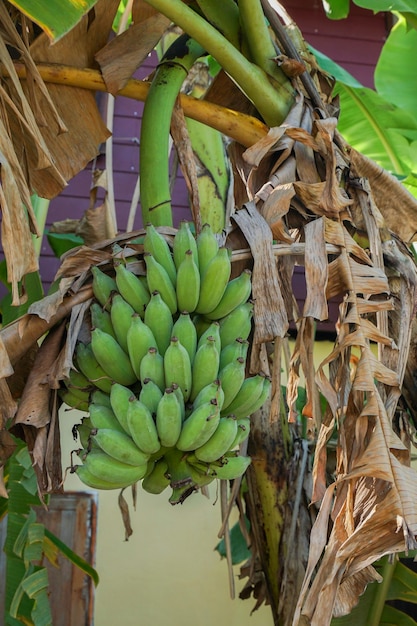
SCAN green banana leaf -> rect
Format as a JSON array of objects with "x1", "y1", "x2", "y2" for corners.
[
  {"x1": 321, "y1": 0, "x2": 350, "y2": 19},
  {"x1": 8, "y1": 0, "x2": 98, "y2": 41},
  {"x1": 323, "y1": 0, "x2": 417, "y2": 14}
]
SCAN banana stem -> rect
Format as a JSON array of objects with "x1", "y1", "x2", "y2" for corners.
[
  {"x1": 367, "y1": 556, "x2": 397, "y2": 626},
  {"x1": 195, "y1": 0, "x2": 241, "y2": 50},
  {"x1": 30, "y1": 194, "x2": 49, "y2": 259},
  {"x1": 140, "y1": 35, "x2": 206, "y2": 227},
  {"x1": 143, "y1": 0, "x2": 295, "y2": 126}
]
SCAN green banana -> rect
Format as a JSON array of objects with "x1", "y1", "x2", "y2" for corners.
[
  {"x1": 144, "y1": 253, "x2": 177, "y2": 315},
  {"x1": 221, "y1": 373, "x2": 267, "y2": 420},
  {"x1": 60, "y1": 388, "x2": 89, "y2": 412},
  {"x1": 192, "y1": 314, "x2": 212, "y2": 340},
  {"x1": 171, "y1": 383, "x2": 185, "y2": 421},
  {"x1": 114, "y1": 261, "x2": 150, "y2": 317},
  {"x1": 173, "y1": 220, "x2": 198, "y2": 270},
  {"x1": 210, "y1": 453, "x2": 251, "y2": 480},
  {"x1": 75, "y1": 342, "x2": 113, "y2": 394},
  {"x1": 176, "y1": 249, "x2": 200, "y2": 313},
  {"x1": 219, "y1": 337, "x2": 249, "y2": 371},
  {"x1": 74, "y1": 463, "x2": 140, "y2": 491},
  {"x1": 90, "y1": 302, "x2": 116, "y2": 339},
  {"x1": 176, "y1": 399, "x2": 221, "y2": 452},
  {"x1": 219, "y1": 356, "x2": 246, "y2": 411},
  {"x1": 218, "y1": 301, "x2": 254, "y2": 347},
  {"x1": 139, "y1": 378, "x2": 163, "y2": 416},
  {"x1": 140, "y1": 347, "x2": 165, "y2": 392},
  {"x1": 172, "y1": 312, "x2": 197, "y2": 365},
  {"x1": 126, "y1": 313, "x2": 158, "y2": 379},
  {"x1": 89, "y1": 403, "x2": 126, "y2": 434},
  {"x1": 164, "y1": 447, "x2": 196, "y2": 505},
  {"x1": 197, "y1": 321, "x2": 221, "y2": 354},
  {"x1": 91, "y1": 428, "x2": 150, "y2": 466},
  {"x1": 67, "y1": 368, "x2": 92, "y2": 391},
  {"x1": 82, "y1": 449, "x2": 148, "y2": 485},
  {"x1": 163, "y1": 337, "x2": 192, "y2": 403},
  {"x1": 196, "y1": 223, "x2": 219, "y2": 275},
  {"x1": 109, "y1": 382, "x2": 135, "y2": 433},
  {"x1": 75, "y1": 417, "x2": 93, "y2": 449},
  {"x1": 192, "y1": 379, "x2": 224, "y2": 413},
  {"x1": 241, "y1": 375, "x2": 272, "y2": 418},
  {"x1": 91, "y1": 328, "x2": 137, "y2": 386},
  {"x1": 190, "y1": 335, "x2": 220, "y2": 402},
  {"x1": 195, "y1": 247, "x2": 231, "y2": 315},
  {"x1": 143, "y1": 223, "x2": 177, "y2": 287},
  {"x1": 230, "y1": 417, "x2": 251, "y2": 449},
  {"x1": 110, "y1": 293, "x2": 135, "y2": 353},
  {"x1": 144, "y1": 290, "x2": 173, "y2": 356},
  {"x1": 142, "y1": 457, "x2": 170, "y2": 495},
  {"x1": 126, "y1": 396, "x2": 161, "y2": 455},
  {"x1": 205, "y1": 268, "x2": 252, "y2": 320},
  {"x1": 91, "y1": 265, "x2": 117, "y2": 311},
  {"x1": 156, "y1": 387, "x2": 182, "y2": 448},
  {"x1": 90, "y1": 389, "x2": 112, "y2": 408},
  {"x1": 194, "y1": 415, "x2": 238, "y2": 463}
]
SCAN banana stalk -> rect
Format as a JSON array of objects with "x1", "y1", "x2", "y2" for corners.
[{"x1": 140, "y1": 34, "x2": 206, "y2": 227}]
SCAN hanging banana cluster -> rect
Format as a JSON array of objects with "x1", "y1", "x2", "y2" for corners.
[{"x1": 62, "y1": 222, "x2": 271, "y2": 504}]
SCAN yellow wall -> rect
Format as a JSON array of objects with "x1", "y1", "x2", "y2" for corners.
[{"x1": 61, "y1": 409, "x2": 274, "y2": 626}]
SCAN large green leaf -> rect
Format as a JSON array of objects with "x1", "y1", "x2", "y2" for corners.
[
  {"x1": 8, "y1": 0, "x2": 99, "y2": 41},
  {"x1": 375, "y1": 13, "x2": 417, "y2": 118},
  {"x1": 321, "y1": 0, "x2": 350, "y2": 19},
  {"x1": 354, "y1": 0, "x2": 417, "y2": 12}
]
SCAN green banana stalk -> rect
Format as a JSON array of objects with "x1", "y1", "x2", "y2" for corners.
[
  {"x1": 205, "y1": 268, "x2": 252, "y2": 320},
  {"x1": 81, "y1": 449, "x2": 148, "y2": 485},
  {"x1": 91, "y1": 328, "x2": 137, "y2": 387},
  {"x1": 110, "y1": 293, "x2": 135, "y2": 353},
  {"x1": 126, "y1": 396, "x2": 161, "y2": 455},
  {"x1": 126, "y1": 314, "x2": 158, "y2": 379},
  {"x1": 142, "y1": 457, "x2": 170, "y2": 495},
  {"x1": 143, "y1": 291, "x2": 173, "y2": 356},
  {"x1": 173, "y1": 220, "x2": 198, "y2": 270},
  {"x1": 91, "y1": 265, "x2": 117, "y2": 311},
  {"x1": 190, "y1": 335, "x2": 220, "y2": 402},
  {"x1": 218, "y1": 356, "x2": 246, "y2": 410},
  {"x1": 156, "y1": 387, "x2": 183, "y2": 448},
  {"x1": 139, "y1": 378, "x2": 163, "y2": 416},
  {"x1": 194, "y1": 415, "x2": 238, "y2": 463},
  {"x1": 75, "y1": 342, "x2": 113, "y2": 394},
  {"x1": 164, "y1": 447, "x2": 196, "y2": 505},
  {"x1": 140, "y1": 347, "x2": 165, "y2": 393},
  {"x1": 196, "y1": 223, "x2": 219, "y2": 275},
  {"x1": 109, "y1": 382, "x2": 135, "y2": 434},
  {"x1": 218, "y1": 301, "x2": 253, "y2": 347},
  {"x1": 91, "y1": 428, "x2": 150, "y2": 466},
  {"x1": 143, "y1": 223, "x2": 177, "y2": 287},
  {"x1": 90, "y1": 302, "x2": 117, "y2": 339},
  {"x1": 175, "y1": 249, "x2": 200, "y2": 313},
  {"x1": 196, "y1": 247, "x2": 231, "y2": 314},
  {"x1": 144, "y1": 253, "x2": 177, "y2": 315},
  {"x1": 176, "y1": 399, "x2": 221, "y2": 452},
  {"x1": 163, "y1": 337, "x2": 192, "y2": 403},
  {"x1": 114, "y1": 261, "x2": 150, "y2": 317},
  {"x1": 171, "y1": 312, "x2": 198, "y2": 365}
]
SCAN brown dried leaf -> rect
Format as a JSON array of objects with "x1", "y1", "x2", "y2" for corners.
[
  {"x1": 303, "y1": 218, "x2": 328, "y2": 321},
  {"x1": 259, "y1": 183, "x2": 295, "y2": 243}
]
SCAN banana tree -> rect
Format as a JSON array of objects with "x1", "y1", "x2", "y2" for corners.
[{"x1": 1, "y1": 1, "x2": 417, "y2": 626}]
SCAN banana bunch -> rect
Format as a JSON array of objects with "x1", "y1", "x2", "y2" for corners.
[{"x1": 64, "y1": 222, "x2": 271, "y2": 504}]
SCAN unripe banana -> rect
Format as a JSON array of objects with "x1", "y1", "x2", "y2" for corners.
[
  {"x1": 194, "y1": 415, "x2": 238, "y2": 463},
  {"x1": 221, "y1": 373, "x2": 266, "y2": 419},
  {"x1": 91, "y1": 265, "x2": 117, "y2": 311},
  {"x1": 140, "y1": 347, "x2": 165, "y2": 392},
  {"x1": 192, "y1": 379, "x2": 224, "y2": 413},
  {"x1": 186, "y1": 461, "x2": 216, "y2": 490},
  {"x1": 89, "y1": 403, "x2": 126, "y2": 434},
  {"x1": 75, "y1": 342, "x2": 112, "y2": 394},
  {"x1": 195, "y1": 247, "x2": 231, "y2": 315},
  {"x1": 67, "y1": 368, "x2": 92, "y2": 391},
  {"x1": 219, "y1": 357, "x2": 246, "y2": 411},
  {"x1": 74, "y1": 463, "x2": 141, "y2": 490},
  {"x1": 114, "y1": 262, "x2": 150, "y2": 317},
  {"x1": 75, "y1": 417, "x2": 93, "y2": 448},
  {"x1": 139, "y1": 378, "x2": 163, "y2": 416},
  {"x1": 90, "y1": 389, "x2": 112, "y2": 409},
  {"x1": 176, "y1": 399, "x2": 221, "y2": 452},
  {"x1": 172, "y1": 312, "x2": 197, "y2": 365},
  {"x1": 219, "y1": 301, "x2": 253, "y2": 348},
  {"x1": 190, "y1": 336, "x2": 220, "y2": 402},
  {"x1": 144, "y1": 291, "x2": 173, "y2": 356},
  {"x1": 90, "y1": 302, "x2": 116, "y2": 339},
  {"x1": 242, "y1": 375, "x2": 272, "y2": 417},
  {"x1": 91, "y1": 328, "x2": 137, "y2": 386},
  {"x1": 91, "y1": 428, "x2": 150, "y2": 466},
  {"x1": 142, "y1": 457, "x2": 170, "y2": 494},
  {"x1": 82, "y1": 449, "x2": 148, "y2": 485},
  {"x1": 126, "y1": 396, "x2": 160, "y2": 455},
  {"x1": 143, "y1": 223, "x2": 177, "y2": 287},
  {"x1": 205, "y1": 268, "x2": 252, "y2": 320},
  {"x1": 156, "y1": 387, "x2": 182, "y2": 448},
  {"x1": 173, "y1": 220, "x2": 198, "y2": 270},
  {"x1": 171, "y1": 383, "x2": 185, "y2": 421},
  {"x1": 197, "y1": 321, "x2": 221, "y2": 354},
  {"x1": 163, "y1": 337, "x2": 192, "y2": 403},
  {"x1": 219, "y1": 337, "x2": 249, "y2": 371},
  {"x1": 110, "y1": 293, "x2": 135, "y2": 353},
  {"x1": 126, "y1": 314, "x2": 158, "y2": 379},
  {"x1": 229, "y1": 417, "x2": 251, "y2": 449},
  {"x1": 110, "y1": 382, "x2": 135, "y2": 433},
  {"x1": 196, "y1": 222, "x2": 219, "y2": 275},
  {"x1": 176, "y1": 249, "x2": 200, "y2": 313},
  {"x1": 144, "y1": 253, "x2": 177, "y2": 315},
  {"x1": 60, "y1": 388, "x2": 89, "y2": 412},
  {"x1": 210, "y1": 453, "x2": 251, "y2": 480}
]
